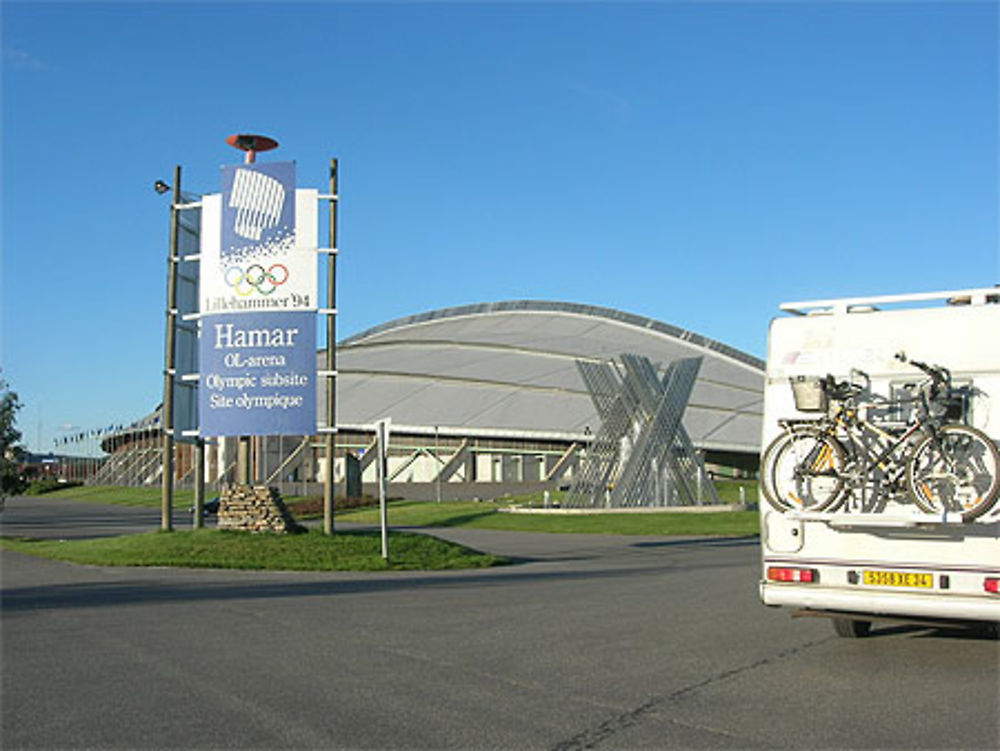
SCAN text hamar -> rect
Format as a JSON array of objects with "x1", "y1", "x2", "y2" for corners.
[{"x1": 213, "y1": 323, "x2": 300, "y2": 349}]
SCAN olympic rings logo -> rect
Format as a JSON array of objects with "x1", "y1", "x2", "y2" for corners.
[{"x1": 224, "y1": 264, "x2": 289, "y2": 296}]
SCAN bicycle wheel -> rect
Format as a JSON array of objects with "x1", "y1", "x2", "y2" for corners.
[
  {"x1": 762, "y1": 428, "x2": 847, "y2": 512},
  {"x1": 907, "y1": 425, "x2": 1000, "y2": 521},
  {"x1": 760, "y1": 434, "x2": 796, "y2": 511}
]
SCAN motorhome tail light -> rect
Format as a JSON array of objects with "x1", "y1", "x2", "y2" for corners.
[
  {"x1": 984, "y1": 578, "x2": 1000, "y2": 595},
  {"x1": 768, "y1": 566, "x2": 819, "y2": 583}
]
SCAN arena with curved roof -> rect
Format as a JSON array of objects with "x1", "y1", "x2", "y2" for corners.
[
  {"x1": 97, "y1": 300, "x2": 764, "y2": 499},
  {"x1": 337, "y1": 300, "x2": 762, "y2": 452}
]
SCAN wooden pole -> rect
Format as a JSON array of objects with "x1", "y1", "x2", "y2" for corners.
[
  {"x1": 160, "y1": 165, "x2": 182, "y2": 532},
  {"x1": 323, "y1": 158, "x2": 339, "y2": 534}
]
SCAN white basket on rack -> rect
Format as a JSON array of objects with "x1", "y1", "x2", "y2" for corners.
[{"x1": 790, "y1": 376, "x2": 828, "y2": 412}]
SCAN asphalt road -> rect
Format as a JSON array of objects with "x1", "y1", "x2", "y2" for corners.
[{"x1": 2, "y1": 496, "x2": 998, "y2": 750}]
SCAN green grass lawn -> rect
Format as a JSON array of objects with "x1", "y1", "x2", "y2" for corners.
[
  {"x1": 0, "y1": 528, "x2": 507, "y2": 571},
  {"x1": 7, "y1": 487, "x2": 759, "y2": 571},
  {"x1": 32, "y1": 485, "x2": 761, "y2": 537},
  {"x1": 713, "y1": 480, "x2": 758, "y2": 505},
  {"x1": 38, "y1": 485, "x2": 314, "y2": 510},
  {"x1": 39, "y1": 485, "x2": 196, "y2": 508},
  {"x1": 337, "y1": 501, "x2": 760, "y2": 537}
]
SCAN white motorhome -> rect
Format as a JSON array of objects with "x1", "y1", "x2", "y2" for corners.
[{"x1": 759, "y1": 287, "x2": 1000, "y2": 636}]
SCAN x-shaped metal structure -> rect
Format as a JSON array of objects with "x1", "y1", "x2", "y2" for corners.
[{"x1": 565, "y1": 354, "x2": 720, "y2": 508}]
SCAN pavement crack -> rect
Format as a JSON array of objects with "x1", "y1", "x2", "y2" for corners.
[{"x1": 549, "y1": 637, "x2": 831, "y2": 751}]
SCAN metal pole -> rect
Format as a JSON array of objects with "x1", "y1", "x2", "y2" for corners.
[
  {"x1": 161, "y1": 165, "x2": 182, "y2": 532},
  {"x1": 236, "y1": 147, "x2": 257, "y2": 487},
  {"x1": 435, "y1": 425, "x2": 441, "y2": 502},
  {"x1": 378, "y1": 421, "x2": 389, "y2": 561},
  {"x1": 323, "y1": 158, "x2": 339, "y2": 534}
]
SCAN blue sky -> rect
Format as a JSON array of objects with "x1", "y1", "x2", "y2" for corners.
[{"x1": 3, "y1": 1, "x2": 997, "y2": 455}]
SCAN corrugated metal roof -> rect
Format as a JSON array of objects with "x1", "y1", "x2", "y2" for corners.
[{"x1": 330, "y1": 301, "x2": 764, "y2": 453}]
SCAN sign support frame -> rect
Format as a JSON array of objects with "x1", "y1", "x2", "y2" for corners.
[
  {"x1": 323, "y1": 159, "x2": 338, "y2": 535},
  {"x1": 161, "y1": 164, "x2": 182, "y2": 532},
  {"x1": 160, "y1": 144, "x2": 335, "y2": 530}
]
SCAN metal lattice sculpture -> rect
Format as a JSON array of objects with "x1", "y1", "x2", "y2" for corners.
[{"x1": 565, "y1": 354, "x2": 720, "y2": 508}]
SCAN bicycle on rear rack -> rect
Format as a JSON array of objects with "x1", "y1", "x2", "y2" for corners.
[{"x1": 760, "y1": 354, "x2": 1000, "y2": 520}]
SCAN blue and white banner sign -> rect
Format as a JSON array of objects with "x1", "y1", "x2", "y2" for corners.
[
  {"x1": 201, "y1": 161, "x2": 317, "y2": 314},
  {"x1": 198, "y1": 161, "x2": 319, "y2": 437},
  {"x1": 199, "y1": 312, "x2": 316, "y2": 437},
  {"x1": 222, "y1": 161, "x2": 295, "y2": 256}
]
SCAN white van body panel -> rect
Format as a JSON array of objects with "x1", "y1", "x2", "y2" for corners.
[{"x1": 759, "y1": 288, "x2": 1000, "y2": 623}]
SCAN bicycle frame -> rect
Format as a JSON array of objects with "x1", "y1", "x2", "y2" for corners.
[
  {"x1": 830, "y1": 404, "x2": 932, "y2": 511},
  {"x1": 776, "y1": 380, "x2": 945, "y2": 512}
]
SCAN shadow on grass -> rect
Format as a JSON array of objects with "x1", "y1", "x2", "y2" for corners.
[{"x1": 429, "y1": 511, "x2": 501, "y2": 527}]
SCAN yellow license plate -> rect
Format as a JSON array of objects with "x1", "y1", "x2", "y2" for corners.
[{"x1": 862, "y1": 570, "x2": 934, "y2": 588}]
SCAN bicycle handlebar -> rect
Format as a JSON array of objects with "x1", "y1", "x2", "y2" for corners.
[
  {"x1": 821, "y1": 356, "x2": 952, "y2": 407},
  {"x1": 909, "y1": 358, "x2": 951, "y2": 388},
  {"x1": 896, "y1": 352, "x2": 951, "y2": 398}
]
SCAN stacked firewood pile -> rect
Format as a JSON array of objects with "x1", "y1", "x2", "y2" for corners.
[{"x1": 217, "y1": 484, "x2": 304, "y2": 534}]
